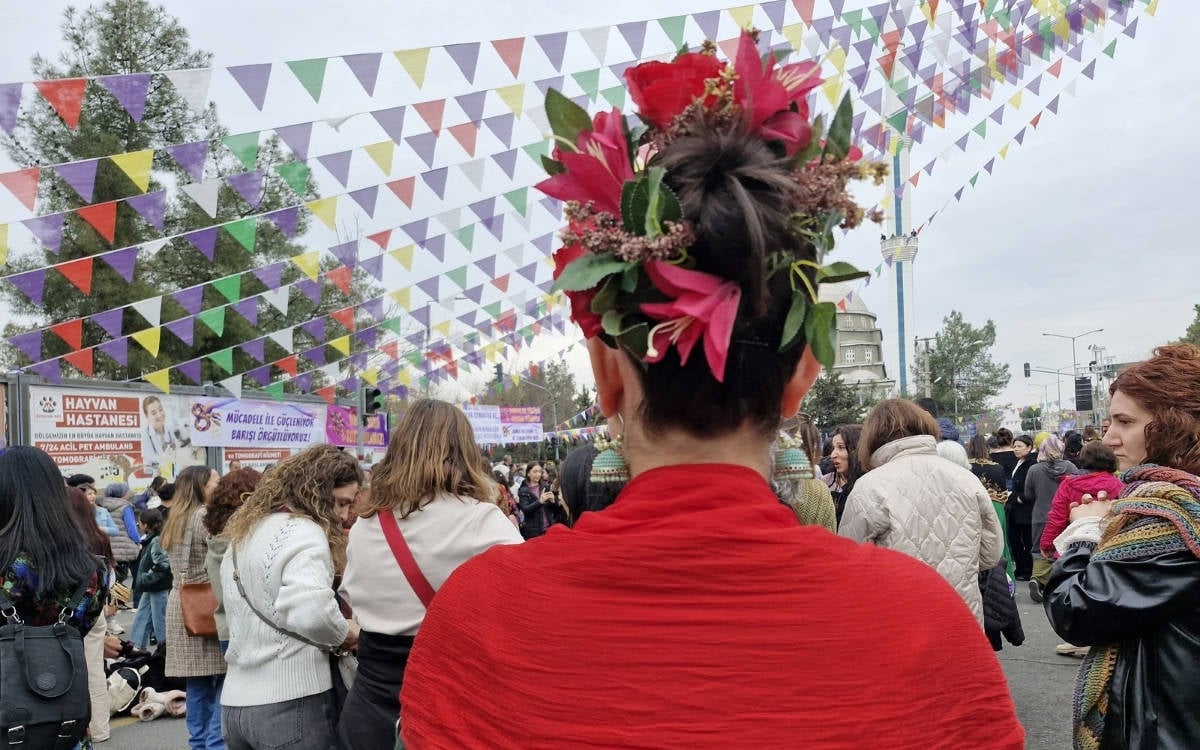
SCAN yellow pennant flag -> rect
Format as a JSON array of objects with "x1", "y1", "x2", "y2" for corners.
[
  {"x1": 822, "y1": 76, "x2": 842, "y2": 107},
  {"x1": 389, "y1": 245, "x2": 414, "y2": 271},
  {"x1": 432, "y1": 320, "x2": 452, "y2": 338},
  {"x1": 144, "y1": 368, "x2": 171, "y2": 394},
  {"x1": 512, "y1": 373, "x2": 521, "y2": 386},
  {"x1": 999, "y1": 143, "x2": 1010, "y2": 160},
  {"x1": 827, "y1": 45, "x2": 847, "y2": 74},
  {"x1": 1008, "y1": 90, "x2": 1023, "y2": 109},
  {"x1": 496, "y1": 83, "x2": 526, "y2": 118},
  {"x1": 306, "y1": 197, "x2": 337, "y2": 230},
  {"x1": 395, "y1": 48, "x2": 430, "y2": 88},
  {"x1": 362, "y1": 368, "x2": 380, "y2": 386},
  {"x1": 1053, "y1": 15, "x2": 1070, "y2": 41},
  {"x1": 397, "y1": 368, "x2": 412, "y2": 387},
  {"x1": 132, "y1": 327, "x2": 162, "y2": 358},
  {"x1": 329, "y1": 335, "x2": 351, "y2": 356},
  {"x1": 727, "y1": 5, "x2": 756, "y2": 29},
  {"x1": 388, "y1": 286, "x2": 412, "y2": 310},
  {"x1": 921, "y1": 1, "x2": 936, "y2": 26},
  {"x1": 1146, "y1": 0, "x2": 1158, "y2": 15},
  {"x1": 0, "y1": 223, "x2": 8, "y2": 266},
  {"x1": 291, "y1": 251, "x2": 321, "y2": 281},
  {"x1": 364, "y1": 141, "x2": 395, "y2": 174},
  {"x1": 110, "y1": 149, "x2": 154, "y2": 192},
  {"x1": 781, "y1": 23, "x2": 804, "y2": 51}
]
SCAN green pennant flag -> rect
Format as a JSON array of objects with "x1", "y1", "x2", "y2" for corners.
[
  {"x1": 886, "y1": 110, "x2": 907, "y2": 133},
  {"x1": 600, "y1": 85, "x2": 626, "y2": 109},
  {"x1": 889, "y1": 76, "x2": 910, "y2": 97},
  {"x1": 456, "y1": 224, "x2": 475, "y2": 250},
  {"x1": 207, "y1": 347, "x2": 234, "y2": 374},
  {"x1": 994, "y1": 8, "x2": 1011, "y2": 29},
  {"x1": 969, "y1": 173, "x2": 979, "y2": 187},
  {"x1": 522, "y1": 140, "x2": 550, "y2": 164},
  {"x1": 224, "y1": 217, "x2": 257, "y2": 253},
  {"x1": 657, "y1": 16, "x2": 686, "y2": 49},
  {"x1": 263, "y1": 382, "x2": 285, "y2": 401},
  {"x1": 405, "y1": 351, "x2": 423, "y2": 368},
  {"x1": 286, "y1": 58, "x2": 328, "y2": 102},
  {"x1": 861, "y1": 17, "x2": 879, "y2": 41},
  {"x1": 464, "y1": 332, "x2": 478, "y2": 346},
  {"x1": 418, "y1": 376, "x2": 429, "y2": 390},
  {"x1": 503, "y1": 187, "x2": 528, "y2": 215},
  {"x1": 211, "y1": 275, "x2": 241, "y2": 304},
  {"x1": 222, "y1": 132, "x2": 260, "y2": 170},
  {"x1": 842, "y1": 9, "x2": 863, "y2": 34},
  {"x1": 483, "y1": 301, "x2": 502, "y2": 319},
  {"x1": 1102, "y1": 39, "x2": 1117, "y2": 58},
  {"x1": 197, "y1": 307, "x2": 226, "y2": 336},
  {"x1": 275, "y1": 161, "x2": 309, "y2": 195},
  {"x1": 572, "y1": 69, "x2": 601, "y2": 101},
  {"x1": 380, "y1": 318, "x2": 403, "y2": 334},
  {"x1": 972, "y1": 120, "x2": 987, "y2": 138},
  {"x1": 446, "y1": 265, "x2": 468, "y2": 290}
]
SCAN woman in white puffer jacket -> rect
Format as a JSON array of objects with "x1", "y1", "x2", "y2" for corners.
[{"x1": 839, "y1": 399, "x2": 1004, "y2": 624}]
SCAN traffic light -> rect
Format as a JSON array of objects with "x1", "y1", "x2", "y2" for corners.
[
  {"x1": 1023, "y1": 362, "x2": 1030, "y2": 378},
  {"x1": 359, "y1": 386, "x2": 383, "y2": 425},
  {"x1": 1074, "y1": 377, "x2": 1094, "y2": 412},
  {"x1": 494, "y1": 363, "x2": 504, "y2": 384}
]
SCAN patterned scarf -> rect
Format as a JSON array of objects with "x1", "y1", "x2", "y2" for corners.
[{"x1": 1073, "y1": 464, "x2": 1200, "y2": 750}]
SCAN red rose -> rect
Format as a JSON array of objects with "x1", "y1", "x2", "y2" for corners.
[
  {"x1": 625, "y1": 54, "x2": 725, "y2": 129},
  {"x1": 552, "y1": 241, "x2": 603, "y2": 339}
]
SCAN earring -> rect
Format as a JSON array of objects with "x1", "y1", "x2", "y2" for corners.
[
  {"x1": 591, "y1": 416, "x2": 630, "y2": 484},
  {"x1": 772, "y1": 434, "x2": 813, "y2": 484}
]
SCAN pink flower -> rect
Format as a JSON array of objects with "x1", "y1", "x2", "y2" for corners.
[
  {"x1": 731, "y1": 31, "x2": 823, "y2": 155},
  {"x1": 535, "y1": 108, "x2": 634, "y2": 215},
  {"x1": 640, "y1": 261, "x2": 741, "y2": 383}
]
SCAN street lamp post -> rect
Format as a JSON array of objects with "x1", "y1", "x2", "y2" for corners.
[{"x1": 1041, "y1": 329, "x2": 1103, "y2": 410}]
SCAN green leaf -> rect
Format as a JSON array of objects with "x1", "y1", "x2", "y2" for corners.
[
  {"x1": 804, "y1": 302, "x2": 839, "y2": 367},
  {"x1": 643, "y1": 166, "x2": 681, "y2": 238},
  {"x1": 590, "y1": 276, "x2": 620, "y2": 313},
  {"x1": 540, "y1": 154, "x2": 566, "y2": 176},
  {"x1": 601, "y1": 312, "x2": 650, "y2": 358},
  {"x1": 545, "y1": 88, "x2": 592, "y2": 146},
  {"x1": 621, "y1": 176, "x2": 650, "y2": 236},
  {"x1": 779, "y1": 293, "x2": 809, "y2": 352},
  {"x1": 823, "y1": 92, "x2": 855, "y2": 162},
  {"x1": 552, "y1": 253, "x2": 633, "y2": 293},
  {"x1": 817, "y1": 261, "x2": 870, "y2": 284},
  {"x1": 620, "y1": 266, "x2": 639, "y2": 293}
]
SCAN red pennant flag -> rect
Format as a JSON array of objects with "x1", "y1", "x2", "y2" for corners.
[
  {"x1": 331, "y1": 306, "x2": 356, "y2": 330},
  {"x1": 76, "y1": 200, "x2": 117, "y2": 242},
  {"x1": 315, "y1": 384, "x2": 335, "y2": 404},
  {"x1": 50, "y1": 318, "x2": 84, "y2": 349},
  {"x1": 63, "y1": 348, "x2": 94, "y2": 377},
  {"x1": 492, "y1": 38, "x2": 525, "y2": 77},
  {"x1": 792, "y1": 0, "x2": 815, "y2": 25},
  {"x1": 33, "y1": 78, "x2": 88, "y2": 129},
  {"x1": 448, "y1": 122, "x2": 478, "y2": 156},
  {"x1": 529, "y1": 363, "x2": 541, "y2": 379},
  {"x1": 57, "y1": 256, "x2": 94, "y2": 295},
  {"x1": 386, "y1": 178, "x2": 415, "y2": 207},
  {"x1": 366, "y1": 229, "x2": 392, "y2": 249},
  {"x1": 1030, "y1": 112, "x2": 1043, "y2": 128},
  {"x1": 327, "y1": 265, "x2": 352, "y2": 295},
  {"x1": 1047, "y1": 59, "x2": 1064, "y2": 78},
  {"x1": 413, "y1": 99, "x2": 446, "y2": 134},
  {"x1": 909, "y1": 173, "x2": 920, "y2": 187},
  {"x1": 0, "y1": 167, "x2": 40, "y2": 211},
  {"x1": 380, "y1": 340, "x2": 400, "y2": 360},
  {"x1": 275, "y1": 354, "x2": 299, "y2": 376},
  {"x1": 490, "y1": 273, "x2": 510, "y2": 292},
  {"x1": 837, "y1": 299, "x2": 848, "y2": 312}
]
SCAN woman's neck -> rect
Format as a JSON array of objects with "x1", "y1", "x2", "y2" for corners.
[{"x1": 624, "y1": 423, "x2": 771, "y2": 480}]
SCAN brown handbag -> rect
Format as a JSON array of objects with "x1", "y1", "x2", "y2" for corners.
[{"x1": 180, "y1": 582, "x2": 218, "y2": 638}]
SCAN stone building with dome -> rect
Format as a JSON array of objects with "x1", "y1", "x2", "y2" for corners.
[{"x1": 818, "y1": 282, "x2": 894, "y2": 397}]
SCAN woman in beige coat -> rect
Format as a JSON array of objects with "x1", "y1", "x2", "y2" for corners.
[{"x1": 839, "y1": 400, "x2": 1004, "y2": 623}]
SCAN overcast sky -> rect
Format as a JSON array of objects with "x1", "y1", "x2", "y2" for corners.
[{"x1": 2, "y1": 0, "x2": 1196, "y2": 414}]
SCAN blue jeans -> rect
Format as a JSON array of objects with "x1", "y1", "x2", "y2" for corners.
[
  {"x1": 185, "y1": 675, "x2": 226, "y2": 750},
  {"x1": 223, "y1": 690, "x2": 338, "y2": 750},
  {"x1": 130, "y1": 589, "x2": 167, "y2": 649}
]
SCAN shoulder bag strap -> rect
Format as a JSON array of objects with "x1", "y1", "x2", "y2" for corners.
[
  {"x1": 229, "y1": 542, "x2": 343, "y2": 655},
  {"x1": 377, "y1": 511, "x2": 436, "y2": 608}
]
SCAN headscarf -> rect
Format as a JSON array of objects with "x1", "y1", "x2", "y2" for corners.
[
  {"x1": 1033, "y1": 432, "x2": 1051, "y2": 450},
  {"x1": 1038, "y1": 435, "x2": 1064, "y2": 462}
]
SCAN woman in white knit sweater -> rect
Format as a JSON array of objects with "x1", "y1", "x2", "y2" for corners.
[
  {"x1": 219, "y1": 445, "x2": 362, "y2": 750},
  {"x1": 338, "y1": 399, "x2": 523, "y2": 749}
]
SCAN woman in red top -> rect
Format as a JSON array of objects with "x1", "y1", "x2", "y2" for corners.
[{"x1": 399, "y1": 32, "x2": 1023, "y2": 750}]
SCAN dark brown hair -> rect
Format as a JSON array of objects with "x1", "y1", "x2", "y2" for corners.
[
  {"x1": 1110, "y1": 343, "x2": 1200, "y2": 474},
  {"x1": 1077, "y1": 441, "x2": 1118, "y2": 474},
  {"x1": 204, "y1": 468, "x2": 261, "y2": 537},
  {"x1": 633, "y1": 121, "x2": 816, "y2": 440},
  {"x1": 859, "y1": 399, "x2": 940, "y2": 469},
  {"x1": 966, "y1": 434, "x2": 991, "y2": 461},
  {"x1": 995, "y1": 427, "x2": 1014, "y2": 447},
  {"x1": 66, "y1": 486, "x2": 114, "y2": 565}
]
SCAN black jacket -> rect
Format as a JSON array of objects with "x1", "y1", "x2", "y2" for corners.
[
  {"x1": 1006, "y1": 457, "x2": 1036, "y2": 525},
  {"x1": 979, "y1": 560, "x2": 1023, "y2": 651},
  {"x1": 517, "y1": 481, "x2": 569, "y2": 539},
  {"x1": 1045, "y1": 538, "x2": 1200, "y2": 750}
]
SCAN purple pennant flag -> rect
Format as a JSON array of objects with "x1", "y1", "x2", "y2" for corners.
[
  {"x1": 296, "y1": 279, "x2": 322, "y2": 305},
  {"x1": 482, "y1": 114, "x2": 514, "y2": 147},
  {"x1": 524, "y1": 299, "x2": 539, "y2": 316},
  {"x1": 127, "y1": 190, "x2": 166, "y2": 230},
  {"x1": 166, "y1": 141, "x2": 208, "y2": 182},
  {"x1": 1047, "y1": 95, "x2": 1060, "y2": 115},
  {"x1": 954, "y1": 188, "x2": 964, "y2": 202},
  {"x1": 172, "y1": 286, "x2": 205, "y2": 315},
  {"x1": 102, "y1": 246, "x2": 137, "y2": 283},
  {"x1": 350, "y1": 352, "x2": 369, "y2": 370},
  {"x1": 225, "y1": 171, "x2": 264, "y2": 208},
  {"x1": 692, "y1": 10, "x2": 720, "y2": 40},
  {"x1": 349, "y1": 186, "x2": 378, "y2": 217},
  {"x1": 411, "y1": 305, "x2": 431, "y2": 328},
  {"x1": 535, "y1": 32, "x2": 568, "y2": 71},
  {"x1": 761, "y1": 0, "x2": 787, "y2": 31},
  {"x1": 1067, "y1": 43, "x2": 1084, "y2": 63},
  {"x1": 983, "y1": 158, "x2": 995, "y2": 175},
  {"x1": 1081, "y1": 60, "x2": 1096, "y2": 80},
  {"x1": 1123, "y1": 18, "x2": 1139, "y2": 39},
  {"x1": 232, "y1": 298, "x2": 259, "y2": 326},
  {"x1": 851, "y1": 111, "x2": 865, "y2": 138},
  {"x1": 474, "y1": 255, "x2": 496, "y2": 277},
  {"x1": 359, "y1": 254, "x2": 384, "y2": 281},
  {"x1": 955, "y1": 133, "x2": 970, "y2": 151},
  {"x1": 492, "y1": 148, "x2": 517, "y2": 178},
  {"x1": 328, "y1": 240, "x2": 358, "y2": 267},
  {"x1": 990, "y1": 105, "x2": 1005, "y2": 124},
  {"x1": 482, "y1": 214, "x2": 504, "y2": 240},
  {"x1": 22, "y1": 215, "x2": 65, "y2": 255},
  {"x1": 861, "y1": 88, "x2": 883, "y2": 115},
  {"x1": 533, "y1": 76, "x2": 564, "y2": 97},
  {"x1": 178, "y1": 359, "x2": 203, "y2": 385},
  {"x1": 617, "y1": 21, "x2": 647, "y2": 57},
  {"x1": 570, "y1": 94, "x2": 589, "y2": 111},
  {"x1": 405, "y1": 332, "x2": 425, "y2": 347},
  {"x1": 240, "y1": 338, "x2": 266, "y2": 363},
  {"x1": 402, "y1": 218, "x2": 428, "y2": 243},
  {"x1": 8, "y1": 330, "x2": 43, "y2": 361},
  {"x1": 1028, "y1": 74, "x2": 1042, "y2": 96},
  {"x1": 911, "y1": 121, "x2": 926, "y2": 145},
  {"x1": 292, "y1": 372, "x2": 313, "y2": 393},
  {"x1": 165, "y1": 317, "x2": 195, "y2": 346},
  {"x1": 227, "y1": 63, "x2": 273, "y2": 110},
  {"x1": 97, "y1": 337, "x2": 128, "y2": 366},
  {"x1": 301, "y1": 345, "x2": 326, "y2": 366},
  {"x1": 422, "y1": 167, "x2": 448, "y2": 199},
  {"x1": 516, "y1": 262, "x2": 539, "y2": 283},
  {"x1": 29, "y1": 360, "x2": 62, "y2": 384},
  {"x1": 338, "y1": 376, "x2": 358, "y2": 392},
  {"x1": 96, "y1": 73, "x2": 153, "y2": 122},
  {"x1": 0, "y1": 83, "x2": 20, "y2": 135},
  {"x1": 300, "y1": 318, "x2": 326, "y2": 342},
  {"x1": 265, "y1": 206, "x2": 300, "y2": 238},
  {"x1": 360, "y1": 298, "x2": 384, "y2": 322},
  {"x1": 355, "y1": 328, "x2": 379, "y2": 349},
  {"x1": 811, "y1": 16, "x2": 834, "y2": 45},
  {"x1": 445, "y1": 42, "x2": 481, "y2": 83},
  {"x1": 54, "y1": 159, "x2": 99, "y2": 203},
  {"x1": 8, "y1": 268, "x2": 46, "y2": 305},
  {"x1": 371, "y1": 106, "x2": 406, "y2": 144},
  {"x1": 470, "y1": 197, "x2": 496, "y2": 221},
  {"x1": 416, "y1": 276, "x2": 441, "y2": 299},
  {"x1": 830, "y1": 23, "x2": 851, "y2": 52},
  {"x1": 904, "y1": 45, "x2": 923, "y2": 74},
  {"x1": 420, "y1": 235, "x2": 446, "y2": 262},
  {"x1": 1014, "y1": 127, "x2": 1027, "y2": 145},
  {"x1": 253, "y1": 261, "x2": 284, "y2": 290},
  {"x1": 91, "y1": 308, "x2": 125, "y2": 338},
  {"x1": 273, "y1": 122, "x2": 313, "y2": 160},
  {"x1": 455, "y1": 91, "x2": 487, "y2": 124},
  {"x1": 245, "y1": 365, "x2": 272, "y2": 387},
  {"x1": 343, "y1": 53, "x2": 382, "y2": 96},
  {"x1": 539, "y1": 196, "x2": 561, "y2": 217},
  {"x1": 849, "y1": 64, "x2": 870, "y2": 92},
  {"x1": 531, "y1": 232, "x2": 555, "y2": 257},
  {"x1": 318, "y1": 150, "x2": 353, "y2": 187},
  {"x1": 181, "y1": 226, "x2": 219, "y2": 260},
  {"x1": 405, "y1": 132, "x2": 438, "y2": 168}
]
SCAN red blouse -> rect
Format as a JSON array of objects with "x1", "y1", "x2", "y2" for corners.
[{"x1": 401, "y1": 464, "x2": 1024, "y2": 749}]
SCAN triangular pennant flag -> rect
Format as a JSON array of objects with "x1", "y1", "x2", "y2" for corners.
[
  {"x1": 657, "y1": 16, "x2": 687, "y2": 49},
  {"x1": 49, "y1": 319, "x2": 84, "y2": 350},
  {"x1": 405, "y1": 132, "x2": 438, "y2": 167},
  {"x1": 54, "y1": 159, "x2": 99, "y2": 203},
  {"x1": 535, "y1": 32, "x2": 569, "y2": 70},
  {"x1": 207, "y1": 347, "x2": 234, "y2": 374},
  {"x1": 331, "y1": 306, "x2": 356, "y2": 330},
  {"x1": 328, "y1": 265, "x2": 352, "y2": 295},
  {"x1": 449, "y1": 122, "x2": 478, "y2": 156},
  {"x1": 90, "y1": 308, "x2": 125, "y2": 338},
  {"x1": 572, "y1": 69, "x2": 601, "y2": 100},
  {"x1": 261, "y1": 287, "x2": 289, "y2": 315},
  {"x1": 231, "y1": 298, "x2": 258, "y2": 327},
  {"x1": 176, "y1": 359, "x2": 202, "y2": 385},
  {"x1": 226, "y1": 63, "x2": 273, "y2": 109},
  {"x1": 413, "y1": 99, "x2": 446, "y2": 134},
  {"x1": 109, "y1": 149, "x2": 154, "y2": 192},
  {"x1": 349, "y1": 185, "x2": 379, "y2": 217},
  {"x1": 390, "y1": 246, "x2": 414, "y2": 271},
  {"x1": 126, "y1": 190, "x2": 166, "y2": 230},
  {"x1": 492, "y1": 37, "x2": 525, "y2": 77},
  {"x1": 163, "y1": 68, "x2": 212, "y2": 114},
  {"x1": 222, "y1": 132, "x2": 260, "y2": 170},
  {"x1": 370, "y1": 105, "x2": 407, "y2": 145},
  {"x1": 292, "y1": 251, "x2": 322, "y2": 281},
  {"x1": 225, "y1": 170, "x2": 264, "y2": 209},
  {"x1": 367, "y1": 229, "x2": 392, "y2": 250},
  {"x1": 144, "y1": 368, "x2": 171, "y2": 394},
  {"x1": 172, "y1": 286, "x2": 204, "y2": 316},
  {"x1": 268, "y1": 328, "x2": 294, "y2": 354},
  {"x1": 131, "y1": 295, "x2": 162, "y2": 327},
  {"x1": 132, "y1": 327, "x2": 162, "y2": 357},
  {"x1": 387, "y1": 177, "x2": 415, "y2": 207},
  {"x1": 495, "y1": 83, "x2": 525, "y2": 117},
  {"x1": 329, "y1": 335, "x2": 351, "y2": 356},
  {"x1": 94, "y1": 336, "x2": 127, "y2": 366},
  {"x1": 197, "y1": 306, "x2": 226, "y2": 337},
  {"x1": 286, "y1": 58, "x2": 328, "y2": 101},
  {"x1": 274, "y1": 160, "x2": 310, "y2": 195},
  {"x1": 0, "y1": 83, "x2": 17, "y2": 136},
  {"x1": 445, "y1": 42, "x2": 481, "y2": 82},
  {"x1": 76, "y1": 201, "x2": 117, "y2": 242},
  {"x1": 446, "y1": 265, "x2": 469, "y2": 290},
  {"x1": 1, "y1": 167, "x2": 39, "y2": 211},
  {"x1": 57, "y1": 256, "x2": 94, "y2": 295},
  {"x1": 63, "y1": 348, "x2": 95, "y2": 377},
  {"x1": 306, "y1": 196, "x2": 338, "y2": 229},
  {"x1": 395, "y1": 47, "x2": 431, "y2": 87},
  {"x1": 343, "y1": 52, "x2": 382, "y2": 95},
  {"x1": 328, "y1": 240, "x2": 358, "y2": 267},
  {"x1": 218, "y1": 374, "x2": 242, "y2": 399},
  {"x1": 389, "y1": 286, "x2": 412, "y2": 310},
  {"x1": 165, "y1": 141, "x2": 208, "y2": 182},
  {"x1": 33, "y1": 78, "x2": 87, "y2": 129},
  {"x1": 272, "y1": 122, "x2": 313, "y2": 162},
  {"x1": 459, "y1": 159, "x2": 485, "y2": 190},
  {"x1": 164, "y1": 317, "x2": 195, "y2": 346},
  {"x1": 364, "y1": 141, "x2": 395, "y2": 174},
  {"x1": 318, "y1": 150, "x2": 353, "y2": 187},
  {"x1": 96, "y1": 72, "x2": 153, "y2": 122},
  {"x1": 182, "y1": 179, "x2": 221, "y2": 217},
  {"x1": 181, "y1": 226, "x2": 219, "y2": 260},
  {"x1": 211, "y1": 275, "x2": 241, "y2": 304},
  {"x1": 422, "y1": 167, "x2": 449, "y2": 198}
]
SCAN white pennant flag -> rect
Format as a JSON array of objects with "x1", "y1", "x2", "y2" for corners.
[
  {"x1": 182, "y1": 179, "x2": 221, "y2": 218},
  {"x1": 436, "y1": 207, "x2": 462, "y2": 234},
  {"x1": 579, "y1": 27, "x2": 610, "y2": 64},
  {"x1": 131, "y1": 295, "x2": 162, "y2": 327},
  {"x1": 504, "y1": 244, "x2": 525, "y2": 266},
  {"x1": 220, "y1": 374, "x2": 242, "y2": 399},
  {"x1": 458, "y1": 158, "x2": 487, "y2": 190},
  {"x1": 525, "y1": 104, "x2": 549, "y2": 135},
  {"x1": 141, "y1": 238, "x2": 168, "y2": 255},
  {"x1": 268, "y1": 328, "x2": 294, "y2": 353},
  {"x1": 261, "y1": 287, "x2": 290, "y2": 315},
  {"x1": 163, "y1": 69, "x2": 213, "y2": 114}
]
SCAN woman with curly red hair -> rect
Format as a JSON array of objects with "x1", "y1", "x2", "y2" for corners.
[
  {"x1": 203, "y1": 467, "x2": 261, "y2": 648},
  {"x1": 1045, "y1": 343, "x2": 1200, "y2": 748}
]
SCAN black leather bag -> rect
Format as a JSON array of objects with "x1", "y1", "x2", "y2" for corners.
[{"x1": 0, "y1": 580, "x2": 92, "y2": 749}]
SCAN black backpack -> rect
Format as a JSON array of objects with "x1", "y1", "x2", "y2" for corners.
[{"x1": 0, "y1": 578, "x2": 93, "y2": 748}]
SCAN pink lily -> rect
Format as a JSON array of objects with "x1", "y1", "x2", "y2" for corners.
[
  {"x1": 535, "y1": 108, "x2": 634, "y2": 216},
  {"x1": 640, "y1": 261, "x2": 742, "y2": 383},
  {"x1": 731, "y1": 31, "x2": 823, "y2": 155}
]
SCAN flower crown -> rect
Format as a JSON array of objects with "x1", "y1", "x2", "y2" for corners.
[{"x1": 537, "y1": 31, "x2": 885, "y2": 383}]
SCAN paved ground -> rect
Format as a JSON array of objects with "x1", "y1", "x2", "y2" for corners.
[{"x1": 108, "y1": 584, "x2": 1079, "y2": 748}]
